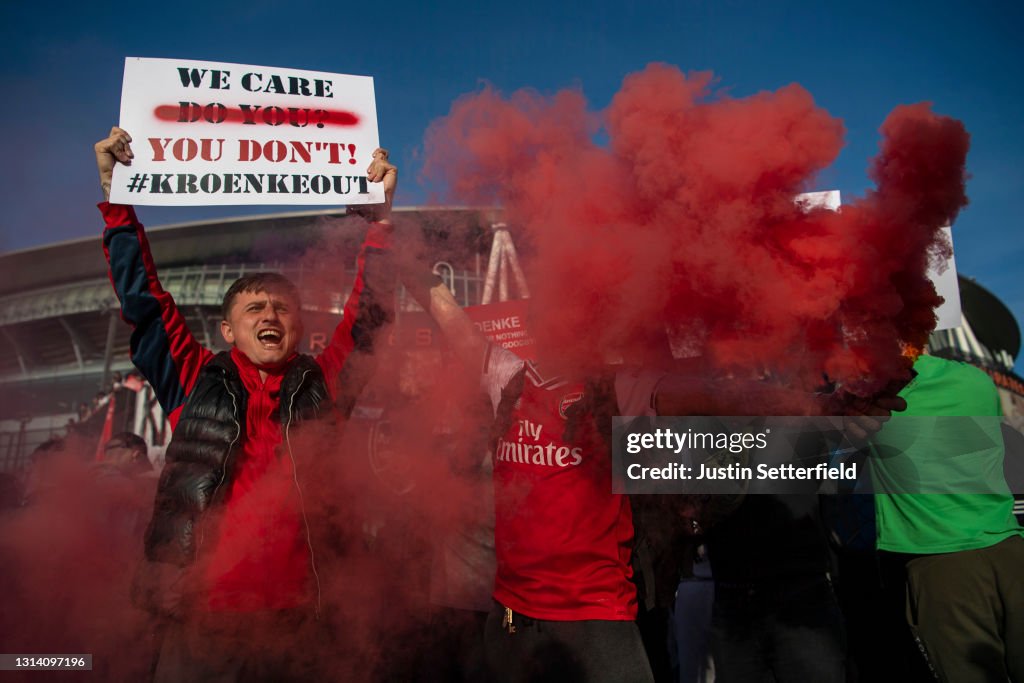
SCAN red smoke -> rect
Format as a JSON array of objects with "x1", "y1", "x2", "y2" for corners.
[
  {"x1": 0, "y1": 438, "x2": 156, "y2": 681},
  {"x1": 0, "y1": 64, "x2": 970, "y2": 677},
  {"x1": 422, "y1": 63, "x2": 969, "y2": 402}
]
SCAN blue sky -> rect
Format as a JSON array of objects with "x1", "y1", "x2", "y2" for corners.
[{"x1": 1, "y1": 0, "x2": 1021, "y2": 368}]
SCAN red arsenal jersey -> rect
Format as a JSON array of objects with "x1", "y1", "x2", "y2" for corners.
[{"x1": 482, "y1": 346, "x2": 661, "y2": 620}]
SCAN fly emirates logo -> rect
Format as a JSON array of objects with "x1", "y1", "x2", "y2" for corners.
[{"x1": 496, "y1": 418, "x2": 583, "y2": 468}]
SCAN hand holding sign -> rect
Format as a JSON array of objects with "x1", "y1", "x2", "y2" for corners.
[
  {"x1": 349, "y1": 148, "x2": 398, "y2": 222},
  {"x1": 95, "y1": 127, "x2": 135, "y2": 202}
]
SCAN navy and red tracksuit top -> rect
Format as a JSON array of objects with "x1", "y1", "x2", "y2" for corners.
[{"x1": 101, "y1": 202, "x2": 391, "y2": 611}]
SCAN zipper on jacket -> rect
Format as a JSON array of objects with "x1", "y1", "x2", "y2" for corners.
[
  {"x1": 196, "y1": 375, "x2": 242, "y2": 560},
  {"x1": 285, "y1": 368, "x2": 323, "y2": 620}
]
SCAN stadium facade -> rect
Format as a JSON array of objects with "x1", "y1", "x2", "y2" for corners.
[{"x1": 1, "y1": 207, "x2": 1021, "y2": 471}]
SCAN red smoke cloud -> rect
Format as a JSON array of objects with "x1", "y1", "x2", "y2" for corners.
[
  {"x1": 422, "y1": 63, "x2": 969, "y2": 402},
  {"x1": 0, "y1": 438, "x2": 156, "y2": 682},
  {"x1": 0, "y1": 65, "x2": 970, "y2": 676}
]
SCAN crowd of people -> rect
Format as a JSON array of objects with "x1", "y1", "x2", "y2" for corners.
[
  {"x1": 7, "y1": 125, "x2": 1014, "y2": 682},
  {"x1": 0, "y1": 366, "x2": 159, "y2": 509}
]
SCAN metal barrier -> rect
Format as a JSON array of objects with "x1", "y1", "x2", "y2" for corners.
[{"x1": 0, "y1": 426, "x2": 64, "y2": 473}]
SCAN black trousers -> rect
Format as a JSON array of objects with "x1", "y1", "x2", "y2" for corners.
[
  {"x1": 905, "y1": 535, "x2": 1024, "y2": 683},
  {"x1": 153, "y1": 608, "x2": 326, "y2": 683},
  {"x1": 483, "y1": 601, "x2": 655, "y2": 683},
  {"x1": 710, "y1": 574, "x2": 846, "y2": 683}
]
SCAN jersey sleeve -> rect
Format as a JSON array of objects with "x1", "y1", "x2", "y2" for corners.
[
  {"x1": 316, "y1": 221, "x2": 396, "y2": 403},
  {"x1": 100, "y1": 202, "x2": 212, "y2": 422}
]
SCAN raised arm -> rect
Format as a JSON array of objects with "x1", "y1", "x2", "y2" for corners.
[
  {"x1": 419, "y1": 280, "x2": 488, "y2": 375},
  {"x1": 319, "y1": 149, "x2": 402, "y2": 411},
  {"x1": 95, "y1": 127, "x2": 212, "y2": 423}
]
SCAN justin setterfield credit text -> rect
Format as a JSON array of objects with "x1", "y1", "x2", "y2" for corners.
[{"x1": 626, "y1": 461, "x2": 858, "y2": 481}]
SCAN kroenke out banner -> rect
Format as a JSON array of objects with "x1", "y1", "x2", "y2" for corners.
[{"x1": 111, "y1": 57, "x2": 382, "y2": 206}]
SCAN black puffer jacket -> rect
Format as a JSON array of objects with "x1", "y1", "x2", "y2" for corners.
[{"x1": 143, "y1": 351, "x2": 329, "y2": 567}]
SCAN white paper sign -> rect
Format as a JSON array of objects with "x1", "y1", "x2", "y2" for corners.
[
  {"x1": 795, "y1": 189, "x2": 841, "y2": 212},
  {"x1": 929, "y1": 227, "x2": 962, "y2": 331},
  {"x1": 110, "y1": 57, "x2": 382, "y2": 206}
]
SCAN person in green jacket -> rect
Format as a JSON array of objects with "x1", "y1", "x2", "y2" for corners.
[{"x1": 871, "y1": 353, "x2": 1024, "y2": 682}]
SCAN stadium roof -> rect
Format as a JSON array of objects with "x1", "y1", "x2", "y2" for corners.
[
  {"x1": 0, "y1": 206, "x2": 477, "y2": 296},
  {"x1": 960, "y1": 277, "x2": 1021, "y2": 360}
]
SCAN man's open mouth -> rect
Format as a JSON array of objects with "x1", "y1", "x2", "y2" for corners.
[{"x1": 257, "y1": 328, "x2": 283, "y2": 346}]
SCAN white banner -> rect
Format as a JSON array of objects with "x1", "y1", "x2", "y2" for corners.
[
  {"x1": 110, "y1": 57, "x2": 382, "y2": 206},
  {"x1": 930, "y1": 227, "x2": 962, "y2": 331}
]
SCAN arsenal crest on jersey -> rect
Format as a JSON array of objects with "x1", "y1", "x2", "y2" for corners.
[{"x1": 558, "y1": 391, "x2": 584, "y2": 420}]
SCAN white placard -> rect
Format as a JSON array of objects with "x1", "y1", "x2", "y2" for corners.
[
  {"x1": 795, "y1": 189, "x2": 841, "y2": 211},
  {"x1": 929, "y1": 227, "x2": 962, "y2": 331},
  {"x1": 110, "y1": 57, "x2": 382, "y2": 206}
]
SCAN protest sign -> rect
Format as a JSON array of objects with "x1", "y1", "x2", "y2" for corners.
[
  {"x1": 464, "y1": 299, "x2": 536, "y2": 360},
  {"x1": 110, "y1": 57, "x2": 382, "y2": 206},
  {"x1": 929, "y1": 227, "x2": 962, "y2": 331}
]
